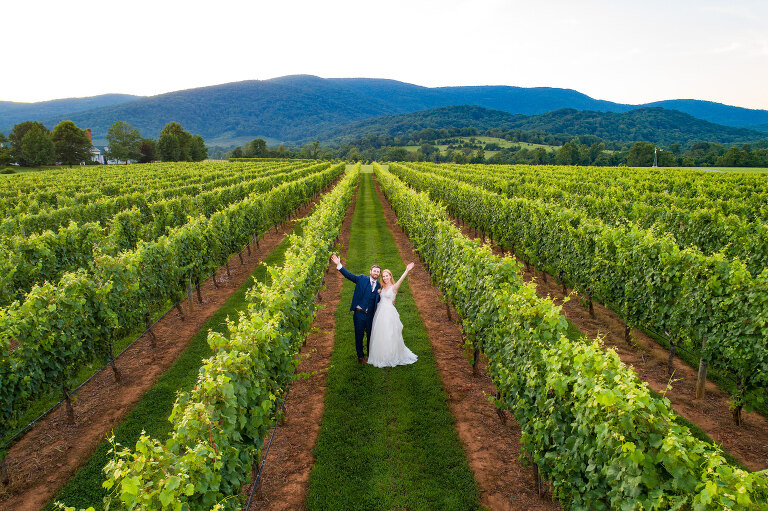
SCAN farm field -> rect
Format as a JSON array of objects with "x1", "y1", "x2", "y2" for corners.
[
  {"x1": 0, "y1": 160, "x2": 345, "y2": 510},
  {"x1": 42, "y1": 218, "x2": 309, "y2": 511},
  {"x1": 1, "y1": 161, "x2": 767, "y2": 510},
  {"x1": 378, "y1": 165, "x2": 762, "y2": 505},
  {"x1": 401, "y1": 136, "x2": 561, "y2": 157},
  {"x1": 0, "y1": 159, "x2": 342, "y2": 436}
]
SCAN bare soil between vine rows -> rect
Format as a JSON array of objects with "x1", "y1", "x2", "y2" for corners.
[
  {"x1": 456, "y1": 224, "x2": 768, "y2": 473},
  {"x1": 0, "y1": 197, "x2": 324, "y2": 511}
]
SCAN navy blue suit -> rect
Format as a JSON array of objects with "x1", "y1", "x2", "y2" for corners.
[{"x1": 339, "y1": 266, "x2": 380, "y2": 358}]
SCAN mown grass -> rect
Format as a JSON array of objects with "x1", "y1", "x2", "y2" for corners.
[
  {"x1": 45, "y1": 223, "x2": 304, "y2": 510},
  {"x1": 306, "y1": 172, "x2": 480, "y2": 510}
]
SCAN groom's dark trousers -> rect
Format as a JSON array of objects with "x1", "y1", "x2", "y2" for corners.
[{"x1": 338, "y1": 266, "x2": 380, "y2": 359}]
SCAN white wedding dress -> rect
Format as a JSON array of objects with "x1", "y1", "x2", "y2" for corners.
[{"x1": 367, "y1": 286, "x2": 418, "y2": 367}]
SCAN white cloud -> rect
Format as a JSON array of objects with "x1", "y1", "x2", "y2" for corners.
[{"x1": 710, "y1": 42, "x2": 744, "y2": 54}]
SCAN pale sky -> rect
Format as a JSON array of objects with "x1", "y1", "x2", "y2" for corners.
[{"x1": 4, "y1": 0, "x2": 768, "y2": 110}]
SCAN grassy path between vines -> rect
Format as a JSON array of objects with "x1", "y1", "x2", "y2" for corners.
[
  {"x1": 43, "y1": 224, "x2": 304, "y2": 510},
  {"x1": 305, "y1": 171, "x2": 480, "y2": 510}
]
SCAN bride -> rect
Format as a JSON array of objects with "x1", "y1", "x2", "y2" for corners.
[{"x1": 367, "y1": 262, "x2": 418, "y2": 368}]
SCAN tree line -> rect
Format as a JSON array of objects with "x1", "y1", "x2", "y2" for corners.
[
  {"x1": 328, "y1": 127, "x2": 768, "y2": 167},
  {"x1": 217, "y1": 138, "x2": 327, "y2": 160},
  {"x1": 0, "y1": 121, "x2": 207, "y2": 168},
  {"x1": 221, "y1": 122, "x2": 765, "y2": 168},
  {"x1": 223, "y1": 131, "x2": 768, "y2": 168}
]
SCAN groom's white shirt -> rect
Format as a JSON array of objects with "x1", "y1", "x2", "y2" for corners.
[{"x1": 337, "y1": 263, "x2": 376, "y2": 291}]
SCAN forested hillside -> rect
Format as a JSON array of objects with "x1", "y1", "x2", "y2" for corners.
[
  {"x1": 315, "y1": 105, "x2": 766, "y2": 148},
  {"x1": 2, "y1": 75, "x2": 767, "y2": 146},
  {"x1": 0, "y1": 95, "x2": 140, "y2": 129}
]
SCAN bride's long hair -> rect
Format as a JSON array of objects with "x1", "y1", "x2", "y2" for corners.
[{"x1": 381, "y1": 269, "x2": 393, "y2": 288}]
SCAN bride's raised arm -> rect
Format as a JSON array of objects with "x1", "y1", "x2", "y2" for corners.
[{"x1": 393, "y1": 262, "x2": 415, "y2": 292}]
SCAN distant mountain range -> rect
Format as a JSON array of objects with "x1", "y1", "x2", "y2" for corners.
[
  {"x1": 316, "y1": 105, "x2": 765, "y2": 148},
  {"x1": 0, "y1": 94, "x2": 142, "y2": 129},
  {"x1": 1, "y1": 75, "x2": 766, "y2": 146}
]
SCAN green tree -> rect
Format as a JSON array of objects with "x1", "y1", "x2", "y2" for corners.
[
  {"x1": 384, "y1": 147, "x2": 410, "y2": 162},
  {"x1": 157, "y1": 122, "x2": 193, "y2": 162},
  {"x1": 106, "y1": 121, "x2": 142, "y2": 164},
  {"x1": 189, "y1": 135, "x2": 208, "y2": 161},
  {"x1": 9, "y1": 121, "x2": 50, "y2": 166},
  {"x1": 587, "y1": 142, "x2": 605, "y2": 164},
  {"x1": 244, "y1": 138, "x2": 267, "y2": 158},
  {"x1": 21, "y1": 125, "x2": 56, "y2": 166},
  {"x1": 0, "y1": 148, "x2": 11, "y2": 166},
  {"x1": 627, "y1": 142, "x2": 656, "y2": 166},
  {"x1": 138, "y1": 138, "x2": 157, "y2": 163},
  {"x1": 52, "y1": 121, "x2": 92, "y2": 166},
  {"x1": 310, "y1": 140, "x2": 320, "y2": 159},
  {"x1": 531, "y1": 147, "x2": 548, "y2": 164},
  {"x1": 453, "y1": 151, "x2": 468, "y2": 164},
  {"x1": 0, "y1": 133, "x2": 11, "y2": 166},
  {"x1": 657, "y1": 149, "x2": 676, "y2": 167},
  {"x1": 716, "y1": 147, "x2": 752, "y2": 167},
  {"x1": 299, "y1": 140, "x2": 321, "y2": 159},
  {"x1": 158, "y1": 133, "x2": 181, "y2": 161},
  {"x1": 418, "y1": 142, "x2": 438, "y2": 160},
  {"x1": 556, "y1": 140, "x2": 580, "y2": 165},
  {"x1": 345, "y1": 146, "x2": 360, "y2": 162},
  {"x1": 275, "y1": 144, "x2": 289, "y2": 158}
]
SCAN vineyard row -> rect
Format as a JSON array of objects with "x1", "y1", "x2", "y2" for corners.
[
  {"x1": 410, "y1": 162, "x2": 768, "y2": 274},
  {"x1": 375, "y1": 163, "x2": 766, "y2": 509},
  {"x1": 389, "y1": 162, "x2": 768, "y2": 417},
  {"x1": 0, "y1": 162, "x2": 331, "y2": 306},
  {"x1": 0, "y1": 164, "x2": 344, "y2": 433},
  {"x1": 92, "y1": 165, "x2": 360, "y2": 510}
]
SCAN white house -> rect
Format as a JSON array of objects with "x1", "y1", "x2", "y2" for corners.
[
  {"x1": 84, "y1": 129, "x2": 105, "y2": 164},
  {"x1": 90, "y1": 146, "x2": 105, "y2": 164}
]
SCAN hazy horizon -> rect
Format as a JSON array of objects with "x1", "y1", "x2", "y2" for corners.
[
  {"x1": 6, "y1": 1, "x2": 768, "y2": 110},
  {"x1": 3, "y1": 74, "x2": 768, "y2": 114}
]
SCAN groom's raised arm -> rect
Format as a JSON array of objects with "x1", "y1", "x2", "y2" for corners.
[{"x1": 331, "y1": 254, "x2": 359, "y2": 283}]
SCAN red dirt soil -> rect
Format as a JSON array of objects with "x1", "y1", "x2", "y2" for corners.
[
  {"x1": 455, "y1": 222, "x2": 768, "y2": 473},
  {"x1": 0, "y1": 197, "x2": 325, "y2": 511}
]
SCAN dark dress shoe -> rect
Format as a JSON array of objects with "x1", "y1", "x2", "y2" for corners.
[{"x1": 358, "y1": 357, "x2": 368, "y2": 364}]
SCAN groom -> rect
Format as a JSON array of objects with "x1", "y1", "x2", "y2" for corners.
[{"x1": 331, "y1": 254, "x2": 380, "y2": 364}]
